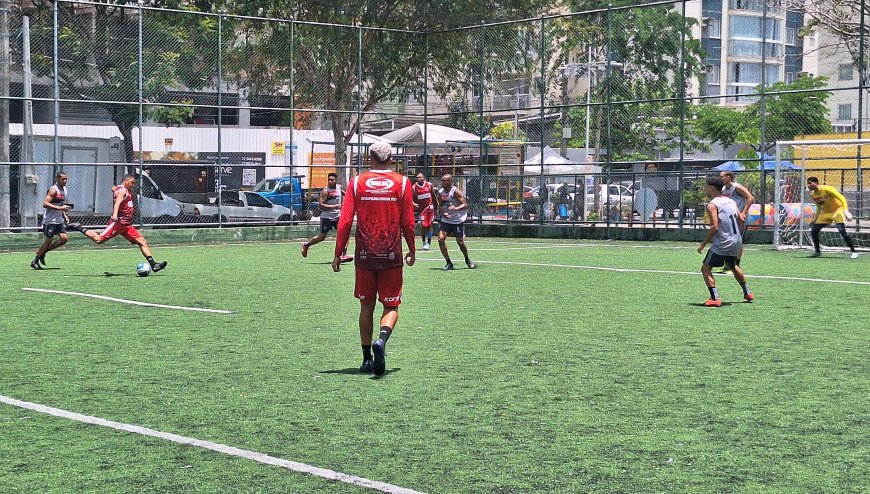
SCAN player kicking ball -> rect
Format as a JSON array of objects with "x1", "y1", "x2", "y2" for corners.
[
  {"x1": 78, "y1": 174, "x2": 168, "y2": 273},
  {"x1": 697, "y1": 176, "x2": 753, "y2": 307}
]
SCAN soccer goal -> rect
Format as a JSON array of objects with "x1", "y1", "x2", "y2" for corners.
[{"x1": 773, "y1": 138, "x2": 870, "y2": 252}]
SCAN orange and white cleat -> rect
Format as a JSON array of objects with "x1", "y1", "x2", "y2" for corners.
[{"x1": 704, "y1": 298, "x2": 722, "y2": 307}]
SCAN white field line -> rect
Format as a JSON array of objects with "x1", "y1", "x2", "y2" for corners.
[
  {"x1": 0, "y1": 395, "x2": 426, "y2": 494},
  {"x1": 413, "y1": 257, "x2": 870, "y2": 286},
  {"x1": 22, "y1": 288, "x2": 234, "y2": 314}
]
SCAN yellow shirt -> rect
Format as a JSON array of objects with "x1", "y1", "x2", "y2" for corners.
[{"x1": 810, "y1": 185, "x2": 848, "y2": 214}]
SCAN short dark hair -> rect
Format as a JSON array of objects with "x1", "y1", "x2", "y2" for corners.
[
  {"x1": 327, "y1": 172, "x2": 337, "y2": 179},
  {"x1": 124, "y1": 173, "x2": 136, "y2": 181},
  {"x1": 807, "y1": 176, "x2": 820, "y2": 184},
  {"x1": 721, "y1": 171, "x2": 736, "y2": 180},
  {"x1": 706, "y1": 176, "x2": 725, "y2": 191},
  {"x1": 56, "y1": 171, "x2": 68, "y2": 179}
]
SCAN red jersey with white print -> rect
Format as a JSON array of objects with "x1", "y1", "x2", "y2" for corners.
[
  {"x1": 113, "y1": 185, "x2": 135, "y2": 225},
  {"x1": 412, "y1": 180, "x2": 435, "y2": 212},
  {"x1": 335, "y1": 170, "x2": 416, "y2": 270}
]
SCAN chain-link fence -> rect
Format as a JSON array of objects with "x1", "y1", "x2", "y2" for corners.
[{"x1": 1, "y1": 0, "x2": 868, "y2": 240}]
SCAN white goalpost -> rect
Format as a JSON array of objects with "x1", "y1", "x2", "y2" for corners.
[{"x1": 773, "y1": 138, "x2": 870, "y2": 252}]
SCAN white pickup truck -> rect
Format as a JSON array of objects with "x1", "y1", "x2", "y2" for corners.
[{"x1": 184, "y1": 190, "x2": 296, "y2": 223}]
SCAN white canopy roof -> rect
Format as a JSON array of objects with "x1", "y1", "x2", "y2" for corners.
[
  {"x1": 522, "y1": 146, "x2": 601, "y2": 175},
  {"x1": 379, "y1": 124, "x2": 481, "y2": 144}
]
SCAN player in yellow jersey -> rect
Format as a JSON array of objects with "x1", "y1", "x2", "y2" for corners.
[{"x1": 806, "y1": 177, "x2": 857, "y2": 259}]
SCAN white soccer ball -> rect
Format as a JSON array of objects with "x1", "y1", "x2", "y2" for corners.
[{"x1": 136, "y1": 262, "x2": 151, "y2": 277}]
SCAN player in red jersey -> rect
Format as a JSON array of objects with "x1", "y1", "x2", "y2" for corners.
[
  {"x1": 79, "y1": 174, "x2": 168, "y2": 272},
  {"x1": 412, "y1": 172, "x2": 438, "y2": 251},
  {"x1": 333, "y1": 142, "x2": 416, "y2": 376}
]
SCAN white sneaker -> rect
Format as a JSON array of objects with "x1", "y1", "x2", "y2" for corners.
[
  {"x1": 422, "y1": 243, "x2": 430, "y2": 251},
  {"x1": 851, "y1": 252, "x2": 858, "y2": 259}
]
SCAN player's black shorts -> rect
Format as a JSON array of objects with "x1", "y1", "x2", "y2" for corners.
[
  {"x1": 703, "y1": 250, "x2": 737, "y2": 268},
  {"x1": 320, "y1": 217, "x2": 339, "y2": 234},
  {"x1": 439, "y1": 222, "x2": 465, "y2": 238},
  {"x1": 42, "y1": 223, "x2": 67, "y2": 238}
]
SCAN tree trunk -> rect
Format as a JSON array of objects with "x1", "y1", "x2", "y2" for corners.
[{"x1": 331, "y1": 115, "x2": 350, "y2": 185}]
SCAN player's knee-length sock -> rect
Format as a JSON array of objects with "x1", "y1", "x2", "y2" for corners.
[
  {"x1": 836, "y1": 223, "x2": 856, "y2": 252},
  {"x1": 811, "y1": 224, "x2": 824, "y2": 252}
]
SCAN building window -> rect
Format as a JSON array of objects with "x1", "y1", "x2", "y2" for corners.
[
  {"x1": 785, "y1": 72, "x2": 794, "y2": 83},
  {"x1": 838, "y1": 104, "x2": 852, "y2": 121},
  {"x1": 703, "y1": 18, "x2": 721, "y2": 38},
  {"x1": 707, "y1": 65, "x2": 721, "y2": 85},
  {"x1": 839, "y1": 64, "x2": 854, "y2": 81},
  {"x1": 786, "y1": 27, "x2": 796, "y2": 46}
]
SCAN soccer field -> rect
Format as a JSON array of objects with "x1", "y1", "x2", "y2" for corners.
[{"x1": 1, "y1": 238, "x2": 867, "y2": 493}]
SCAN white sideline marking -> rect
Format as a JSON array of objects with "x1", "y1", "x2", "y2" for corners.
[
  {"x1": 415, "y1": 257, "x2": 870, "y2": 286},
  {"x1": 0, "y1": 394, "x2": 426, "y2": 494},
  {"x1": 22, "y1": 288, "x2": 234, "y2": 314}
]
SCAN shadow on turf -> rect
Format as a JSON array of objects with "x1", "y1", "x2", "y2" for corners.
[
  {"x1": 689, "y1": 302, "x2": 735, "y2": 307},
  {"x1": 319, "y1": 368, "x2": 401, "y2": 377}
]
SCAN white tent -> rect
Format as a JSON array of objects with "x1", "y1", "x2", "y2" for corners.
[
  {"x1": 379, "y1": 124, "x2": 481, "y2": 144},
  {"x1": 523, "y1": 146, "x2": 601, "y2": 175}
]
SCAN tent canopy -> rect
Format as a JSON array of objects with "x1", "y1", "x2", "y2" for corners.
[
  {"x1": 380, "y1": 124, "x2": 481, "y2": 144},
  {"x1": 523, "y1": 146, "x2": 579, "y2": 165},
  {"x1": 712, "y1": 152, "x2": 801, "y2": 172}
]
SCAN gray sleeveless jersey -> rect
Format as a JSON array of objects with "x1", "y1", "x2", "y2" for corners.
[
  {"x1": 710, "y1": 196, "x2": 742, "y2": 256},
  {"x1": 439, "y1": 186, "x2": 467, "y2": 225},
  {"x1": 320, "y1": 184, "x2": 342, "y2": 220},
  {"x1": 43, "y1": 184, "x2": 67, "y2": 225},
  {"x1": 721, "y1": 182, "x2": 747, "y2": 211}
]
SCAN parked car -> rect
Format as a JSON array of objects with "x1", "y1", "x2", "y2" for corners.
[
  {"x1": 252, "y1": 176, "x2": 314, "y2": 220},
  {"x1": 183, "y1": 190, "x2": 296, "y2": 223},
  {"x1": 521, "y1": 183, "x2": 634, "y2": 220}
]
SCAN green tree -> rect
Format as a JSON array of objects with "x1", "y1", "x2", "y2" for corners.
[
  {"x1": 28, "y1": 0, "x2": 220, "y2": 163},
  {"x1": 695, "y1": 75, "x2": 834, "y2": 165},
  {"x1": 229, "y1": 0, "x2": 548, "y2": 182},
  {"x1": 558, "y1": 2, "x2": 706, "y2": 163}
]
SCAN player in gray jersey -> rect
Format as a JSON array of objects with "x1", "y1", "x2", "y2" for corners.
[
  {"x1": 436, "y1": 174, "x2": 475, "y2": 270},
  {"x1": 718, "y1": 171, "x2": 754, "y2": 273},
  {"x1": 697, "y1": 177, "x2": 753, "y2": 307},
  {"x1": 301, "y1": 172, "x2": 352, "y2": 262},
  {"x1": 31, "y1": 172, "x2": 79, "y2": 270}
]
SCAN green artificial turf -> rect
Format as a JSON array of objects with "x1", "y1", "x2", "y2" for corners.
[{"x1": 1, "y1": 239, "x2": 867, "y2": 493}]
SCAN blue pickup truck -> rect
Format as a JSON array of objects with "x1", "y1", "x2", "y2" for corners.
[{"x1": 252, "y1": 176, "x2": 315, "y2": 220}]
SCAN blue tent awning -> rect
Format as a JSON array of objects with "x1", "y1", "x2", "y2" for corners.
[{"x1": 712, "y1": 161, "x2": 744, "y2": 171}]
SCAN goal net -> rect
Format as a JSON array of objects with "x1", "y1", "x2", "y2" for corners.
[{"x1": 773, "y1": 139, "x2": 870, "y2": 252}]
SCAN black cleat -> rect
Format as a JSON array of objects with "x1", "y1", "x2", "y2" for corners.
[
  {"x1": 466, "y1": 261, "x2": 476, "y2": 269},
  {"x1": 372, "y1": 339, "x2": 386, "y2": 376},
  {"x1": 66, "y1": 222, "x2": 83, "y2": 233},
  {"x1": 38, "y1": 256, "x2": 46, "y2": 266},
  {"x1": 359, "y1": 360, "x2": 374, "y2": 373},
  {"x1": 31, "y1": 259, "x2": 43, "y2": 270},
  {"x1": 151, "y1": 261, "x2": 168, "y2": 272},
  {"x1": 442, "y1": 262, "x2": 454, "y2": 271}
]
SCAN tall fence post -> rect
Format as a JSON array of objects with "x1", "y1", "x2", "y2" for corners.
[
  {"x1": 758, "y1": 0, "x2": 768, "y2": 222},
  {"x1": 52, "y1": 0, "x2": 59, "y2": 179},
  {"x1": 423, "y1": 31, "x2": 429, "y2": 179},
  {"x1": 357, "y1": 23, "x2": 363, "y2": 174},
  {"x1": 858, "y1": 1, "x2": 865, "y2": 232},
  {"x1": 605, "y1": 5, "x2": 613, "y2": 228},
  {"x1": 538, "y1": 16, "x2": 546, "y2": 224},
  {"x1": 478, "y1": 21, "x2": 486, "y2": 224},
  {"x1": 677, "y1": 0, "x2": 688, "y2": 227},
  {"x1": 0, "y1": 0, "x2": 10, "y2": 229},
  {"x1": 216, "y1": 9, "x2": 224, "y2": 227},
  {"x1": 289, "y1": 17, "x2": 295, "y2": 182},
  {"x1": 136, "y1": 0, "x2": 144, "y2": 227}
]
